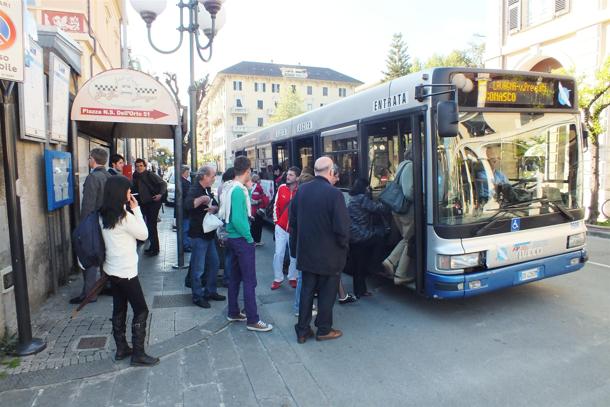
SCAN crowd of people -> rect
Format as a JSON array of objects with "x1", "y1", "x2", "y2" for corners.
[{"x1": 71, "y1": 145, "x2": 414, "y2": 367}]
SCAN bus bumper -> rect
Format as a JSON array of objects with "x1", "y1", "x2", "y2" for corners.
[{"x1": 425, "y1": 249, "x2": 588, "y2": 299}]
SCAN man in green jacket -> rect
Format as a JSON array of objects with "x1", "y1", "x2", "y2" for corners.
[{"x1": 224, "y1": 156, "x2": 273, "y2": 332}]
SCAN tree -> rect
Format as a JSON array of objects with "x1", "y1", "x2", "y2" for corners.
[
  {"x1": 163, "y1": 72, "x2": 209, "y2": 165},
  {"x1": 382, "y1": 33, "x2": 412, "y2": 81},
  {"x1": 269, "y1": 88, "x2": 305, "y2": 123},
  {"x1": 421, "y1": 36, "x2": 486, "y2": 69},
  {"x1": 151, "y1": 147, "x2": 173, "y2": 169},
  {"x1": 575, "y1": 57, "x2": 610, "y2": 223}
]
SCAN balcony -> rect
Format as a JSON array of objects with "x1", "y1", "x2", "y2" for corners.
[
  {"x1": 232, "y1": 125, "x2": 248, "y2": 133},
  {"x1": 231, "y1": 106, "x2": 248, "y2": 115}
]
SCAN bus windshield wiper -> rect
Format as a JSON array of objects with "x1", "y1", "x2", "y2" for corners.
[
  {"x1": 473, "y1": 207, "x2": 528, "y2": 236},
  {"x1": 500, "y1": 197, "x2": 574, "y2": 221}
]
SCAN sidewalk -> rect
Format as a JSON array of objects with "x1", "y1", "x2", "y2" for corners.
[{"x1": 0, "y1": 208, "x2": 229, "y2": 381}]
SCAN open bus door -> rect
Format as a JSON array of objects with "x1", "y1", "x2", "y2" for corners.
[
  {"x1": 362, "y1": 111, "x2": 426, "y2": 294},
  {"x1": 272, "y1": 141, "x2": 291, "y2": 171},
  {"x1": 292, "y1": 135, "x2": 315, "y2": 171}
]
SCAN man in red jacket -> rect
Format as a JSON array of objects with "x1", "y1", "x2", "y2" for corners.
[{"x1": 271, "y1": 166, "x2": 301, "y2": 290}]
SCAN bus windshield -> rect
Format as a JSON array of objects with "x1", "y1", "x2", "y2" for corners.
[{"x1": 436, "y1": 112, "x2": 582, "y2": 226}]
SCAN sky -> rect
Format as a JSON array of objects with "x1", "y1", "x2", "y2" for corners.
[{"x1": 126, "y1": 0, "x2": 489, "y2": 101}]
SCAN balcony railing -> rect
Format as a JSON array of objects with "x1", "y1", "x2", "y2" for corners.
[{"x1": 231, "y1": 106, "x2": 248, "y2": 115}]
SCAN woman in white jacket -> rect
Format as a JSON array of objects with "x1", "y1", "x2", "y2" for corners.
[{"x1": 100, "y1": 176, "x2": 159, "y2": 367}]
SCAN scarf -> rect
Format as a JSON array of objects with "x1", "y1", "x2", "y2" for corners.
[{"x1": 219, "y1": 180, "x2": 251, "y2": 223}]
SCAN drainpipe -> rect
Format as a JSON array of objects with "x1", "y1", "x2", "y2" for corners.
[{"x1": 87, "y1": 0, "x2": 98, "y2": 77}]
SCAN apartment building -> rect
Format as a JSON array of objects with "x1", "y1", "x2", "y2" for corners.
[
  {"x1": 485, "y1": 0, "x2": 610, "y2": 216},
  {"x1": 199, "y1": 61, "x2": 362, "y2": 169}
]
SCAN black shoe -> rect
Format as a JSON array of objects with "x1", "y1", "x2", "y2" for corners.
[
  {"x1": 131, "y1": 352, "x2": 160, "y2": 367},
  {"x1": 338, "y1": 293, "x2": 357, "y2": 305},
  {"x1": 69, "y1": 296, "x2": 84, "y2": 304},
  {"x1": 193, "y1": 299, "x2": 211, "y2": 308},
  {"x1": 131, "y1": 317, "x2": 159, "y2": 367},
  {"x1": 205, "y1": 293, "x2": 226, "y2": 301},
  {"x1": 184, "y1": 248, "x2": 192, "y2": 253}
]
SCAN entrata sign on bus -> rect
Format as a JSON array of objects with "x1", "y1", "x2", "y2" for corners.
[{"x1": 453, "y1": 72, "x2": 576, "y2": 110}]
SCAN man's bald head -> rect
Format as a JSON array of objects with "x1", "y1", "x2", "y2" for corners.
[{"x1": 314, "y1": 156, "x2": 333, "y2": 175}]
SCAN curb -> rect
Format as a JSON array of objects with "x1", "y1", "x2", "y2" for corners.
[
  {"x1": 587, "y1": 225, "x2": 610, "y2": 239},
  {"x1": 0, "y1": 313, "x2": 230, "y2": 392}
]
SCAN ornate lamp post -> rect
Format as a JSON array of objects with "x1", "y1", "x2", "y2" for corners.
[{"x1": 130, "y1": 0, "x2": 226, "y2": 172}]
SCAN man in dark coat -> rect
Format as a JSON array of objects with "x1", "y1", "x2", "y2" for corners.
[
  {"x1": 70, "y1": 148, "x2": 111, "y2": 304},
  {"x1": 132, "y1": 158, "x2": 167, "y2": 256},
  {"x1": 290, "y1": 156, "x2": 350, "y2": 343}
]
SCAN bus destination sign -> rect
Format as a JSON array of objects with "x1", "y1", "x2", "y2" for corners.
[{"x1": 454, "y1": 73, "x2": 576, "y2": 110}]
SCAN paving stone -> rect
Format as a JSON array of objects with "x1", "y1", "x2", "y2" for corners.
[
  {"x1": 230, "y1": 325, "x2": 292, "y2": 402},
  {"x1": 111, "y1": 367, "x2": 150, "y2": 405},
  {"x1": 36, "y1": 381, "x2": 80, "y2": 406},
  {"x1": 69, "y1": 377, "x2": 114, "y2": 407},
  {"x1": 184, "y1": 383, "x2": 221, "y2": 407},
  {"x1": 0, "y1": 388, "x2": 38, "y2": 406},
  {"x1": 273, "y1": 361, "x2": 330, "y2": 407},
  {"x1": 146, "y1": 352, "x2": 184, "y2": 406},
  {"x1": 216, "y1": 366, "x2": 259, "y2": 407},
  {"x1": 208, "y1": 329, "x2": 241, "y2": 371},
  {"x1": 183, "y1": 341, "x2": 215, "y2": 387}
]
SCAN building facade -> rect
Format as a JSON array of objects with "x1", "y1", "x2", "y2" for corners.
[
  {"x1": 199, "y1": 61, "x2": 362, "y2": 170},
  {"x1": 0, "y1": 1, "x2": 132, "y2": 337},
  {"x1": 485, "y1": 0, "x2": 610, "y2": 218}
]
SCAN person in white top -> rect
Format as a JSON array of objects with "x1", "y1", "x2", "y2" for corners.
[{"x1": 99, "y1": 175, "x2": 159, "y2": 367}]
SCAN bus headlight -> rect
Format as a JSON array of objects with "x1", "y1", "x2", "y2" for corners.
[
  {"x1": 437, "y1": 252, "x2": 483, "y2": 270},
  {"x1": 567, "y1": 232, "x2": 586, "y2": 249}
]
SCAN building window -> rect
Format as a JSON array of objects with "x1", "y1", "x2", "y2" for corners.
[
  {"x1": 262, "y1": 83, "x2": 266, "y2": 92},
  {"x1": 257, "y1": 100, "x2": 263, "y2": 109},
  {"x1": 291, "y1": 84, "x2": 296, "y2": 93},
  {"x1": 236, "y1": 98, "x2": 242, "y2": 107},
  {"x1": 258, "y1": 117, "x2": 264, "y2": 127},
  {"x1": 320, "y1": 103, "x2": 324, "y2": 107},
  {"x1": 272, "y1": 83, "x2": 280, "y2": 93},
  {"x1": 255, "y1": 82, "x2": 266, "y2": 92},
  {"x1": 233, "y1": 81, "x2": 242, "y2": 91},
  {"x1": 339, "y1": 88, "x2": 347, "y2": 97},
  {"x1": 307, "y1": 86, "x2": 312, "y2": 95},
  {"x1": 236, "y1": 117, "x2": 243, "y2": 126},
  {"x1": 322, "y1": 87, "x2": 328, "y2": 96},
  {"x1": 236, "y1": 134, "x2": 244, "y2": 138}
]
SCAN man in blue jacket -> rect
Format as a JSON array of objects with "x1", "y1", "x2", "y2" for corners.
[{"x1": 290, "y1": 156, "x2": 350, "y2": 343}]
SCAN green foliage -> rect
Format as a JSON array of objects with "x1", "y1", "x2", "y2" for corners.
[
  {"x1": 270, "y1": 88, "x2": 305, "y2": 123},
  {"x1": 0, "y1": 332, "x2": 16, "y2": 356},
  {"x1": 151, "y1": 146, "x2": 174, "y2": 168},
  {"x1": 423, "y1": 39, "x2": 485, "y2": 69},
  {"x1": 578, "y1": 57, "x2": 610, "y2": 142},
  {"x1": 382, "y1": 33, "x2": 412, "y2": 81}
]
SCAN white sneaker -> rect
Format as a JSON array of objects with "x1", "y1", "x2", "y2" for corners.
[{"x1": 247, "y1": 320, "x2": 273, "y2": 332}]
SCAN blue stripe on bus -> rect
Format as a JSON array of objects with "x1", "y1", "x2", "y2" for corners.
[{"x1": 425, "y1": 249, "x2": 587, "y2": 299}]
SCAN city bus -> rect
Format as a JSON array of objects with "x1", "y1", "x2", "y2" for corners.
[{"x1": 232, "y1": 68, "x2": 588, "y2": 299}]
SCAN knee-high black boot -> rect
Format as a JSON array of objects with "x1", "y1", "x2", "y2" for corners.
[
  {"x1": 130, "y1": 313, "x2": 159, "y2": 367},
  {"x1": 112, "y1": 309, "x2": 132, "y2": 361}
]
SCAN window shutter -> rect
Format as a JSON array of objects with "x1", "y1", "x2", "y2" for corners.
[
  {"x1": 508, "y1": 0, "x2": 521, "y2": 33},
  {"x1": 555, "y1": 0, "x2": 568, "y2": 15}
]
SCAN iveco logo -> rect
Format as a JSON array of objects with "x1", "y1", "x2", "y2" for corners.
[{"x1": 513, "y1": 247, "x2": 543, "y2": 260}]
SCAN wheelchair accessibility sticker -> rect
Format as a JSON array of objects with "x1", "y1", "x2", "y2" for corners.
[{"x1": 511, "y1": 218, "x2": 520, "y2": 232}]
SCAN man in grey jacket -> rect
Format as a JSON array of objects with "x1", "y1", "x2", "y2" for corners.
[{"x1": 70, "y1": 148, "x2": 111, "y2": 304}]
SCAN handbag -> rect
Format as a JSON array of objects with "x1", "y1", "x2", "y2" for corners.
[
  {"x1": 203, "y1": 212, "x2": 223, "y2": 233},
  {"x1": 379, "y1": 162, "x2": 411, "y2": 214}
]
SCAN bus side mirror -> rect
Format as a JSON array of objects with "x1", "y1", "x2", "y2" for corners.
[{"x1": 437, "y1": 101, "x2": 459, "y2": 138}]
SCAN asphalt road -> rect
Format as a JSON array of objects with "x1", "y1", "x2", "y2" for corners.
[{"x1": 263, "y1": 234, "x2": 610, "y2": 407}]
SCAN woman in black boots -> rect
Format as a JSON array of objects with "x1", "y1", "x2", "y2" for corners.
[{"x1": 100, "y1": 176, "x2": 159, "y2": 367}]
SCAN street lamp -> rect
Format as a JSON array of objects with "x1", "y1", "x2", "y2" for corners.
[{"x1": 130, "y1": 0, "x2": 227, "y2": 172}]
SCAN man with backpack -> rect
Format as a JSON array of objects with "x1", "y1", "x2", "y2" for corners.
[
  {"x1": 70, "y1": 148, "x2": 111, "y2": 304},
  {"x1": 132, "y1": 158, "x2": 167, "y2": 257}
]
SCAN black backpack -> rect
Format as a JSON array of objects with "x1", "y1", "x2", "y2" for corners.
[{"x1": 72, "y1": 211, "x2": 105, "y2": 269}]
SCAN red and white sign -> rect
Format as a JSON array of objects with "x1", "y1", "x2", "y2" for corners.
[
  {"x1": 42, "y1": 10, "x2": 86, "y2": 33},
  {"x1": 71, "y1": 69, "x2": 180, "y2": 126},
  {"x1": 0, "y1": 1, "x2": 24, "y2": 82}
]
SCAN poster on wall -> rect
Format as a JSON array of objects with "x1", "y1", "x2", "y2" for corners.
[
  {"x1": 44, "y1": 149, "x2": 74, "y2": 211},
  {"x1": 22, "y1": 38, "x2": 46, "y2": 141},
  {"x1": 48, "y1": 53, "x2": 70, "y2": 144}
]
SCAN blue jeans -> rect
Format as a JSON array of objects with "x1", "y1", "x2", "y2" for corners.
[
  {"x1": 293, "y1": 270, "x2": 302, "y2": 314},
  {"x1": 190, "y1": 238, "x2": 220, "y2": 302},
  {"x1": 183, "y1": 218, "x2": 192, "y2": 251},
  {"x1": 224, "y1": 244, "x2": 233, "y2": 286}
]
